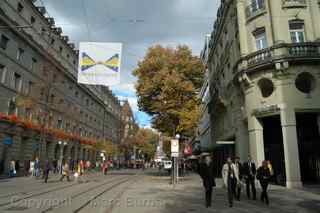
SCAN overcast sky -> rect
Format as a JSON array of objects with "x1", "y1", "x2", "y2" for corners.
[{"x1": 39, "y1": 0, "x2": 220, "y2": 128}]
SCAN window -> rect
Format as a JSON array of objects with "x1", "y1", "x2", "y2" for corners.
[
  {"x1": 59, "y1": 46, "x2": 63, "y2": 52},
  {"x1": 295, "y1": 72, "x2": 316, "y2": 94},
  {"x1": 0, "y1": 35, "x2": 9, "y2": 50},
  {"x1": 31, "y1": 58, "x2": 37, "y2": 70},
  {"x1": 75, "y1": 91, "x2": 79, "y2": 98},
  {"x1": 13, "y1": 73, "x2": 22, "y2": 91},
  {"x1": 26, "y1": 81, "x2": 33, "y2": 95},
  {"x1": 50, "y1": 94, "x2": 55, "y2": 103},
  {"x1": 17, "y1": 48, "x2": 24, "y2": 61},
  {"x1": 50, "y1": 38, "x2": 55, "y2": 45},
  {"x1": 289, "y1": 20, "x2": 305, "y2": 43},
  {"x1": 0, "y1": 64, "x2": 6, "y2": 84},
  {"x1": 251, "y1": 0, "x2": 265, "y2": 12},
  {"x1": 8, "y1": 99, "x2": 16, "y2": 115},
  {"x1": 30, "y1": 16, "x2": 36, "y2": 24},
  {"x1": 67, "y1": 54, "x2": 70, "y2": 59},
  {"x1": 57, "y1": 119, "x2": 63, "y2": 129},
  {"x1": 41, "y1": 28, "x2": 46, "y2": 35},
  {"x1": 17, "y1": 3, "x2": 24, "y2": 13},
  {"x1": 253, "y1": 28, "x2": 267, "y2": 50}
]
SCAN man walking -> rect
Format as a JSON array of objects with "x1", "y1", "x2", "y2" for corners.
[
  {"x1": 43, "y1": 160, "x2": 51, "y2": 183},
  {"x1": 222, "y1": 157, "x2": 239, "y2": 207},
  {"x1": 197, "y1": 153, "x2": 216, "y2": 208},
  {"x1": 243, "y1": 155, "x2": 256, "y2": 200},
  {"x1": 234, "y1": 157, "x2": 243, "y2": 201}
]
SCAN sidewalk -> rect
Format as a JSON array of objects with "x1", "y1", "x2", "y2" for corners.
[{"x1": 111, "y1": 170, "x2": 320, "y2": 213}]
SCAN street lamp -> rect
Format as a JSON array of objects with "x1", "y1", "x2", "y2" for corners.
[{"x1": 175, "y1": 134, "x2": 180, "y2": 139}]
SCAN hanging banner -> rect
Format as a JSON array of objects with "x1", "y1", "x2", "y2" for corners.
[{"x1": 78, "y1": 42, "x2": 122, "y2": 86}]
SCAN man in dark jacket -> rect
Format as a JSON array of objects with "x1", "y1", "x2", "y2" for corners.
[
  {"x1": 243, "y1": 155, "x2": 256, "y2": 200},
  {"x1": 257, "y1": 160, "x2": 271, "y2": 205},
  {"x1": 197, "y1": 153, "x2": 216, "y2": 208},
  {"x1": 43, "y1": 160, "x2": 51, "y2": 183}
]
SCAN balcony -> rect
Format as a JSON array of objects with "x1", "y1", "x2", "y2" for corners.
[
  {"x1": 282, "y1": 0, "x2": 307, "y2": 8},
  {"x1": 238, "y1": 42, "x2": 320, "y2": 72},
  {"x1": 245, "y1": 0, "x2": 267, "y2": 21}
]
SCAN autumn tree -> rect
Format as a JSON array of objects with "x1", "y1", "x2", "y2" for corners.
[{"x1": 133, "y1": 45, "x2": 204, "y2": 137}]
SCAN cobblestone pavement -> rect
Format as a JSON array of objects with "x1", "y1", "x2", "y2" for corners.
[
  {"x1": 0, "y1": 169, "x2": 319, "y2": 213},
  {"x1": 111, "y1": 170, "x2": 320, "y2": 213}
]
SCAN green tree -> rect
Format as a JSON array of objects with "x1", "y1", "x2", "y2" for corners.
[{"x1": 133, "y1": 45, "x2": 204, "y2": 137}]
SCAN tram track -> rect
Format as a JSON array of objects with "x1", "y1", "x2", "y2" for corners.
[{"x1": 0, "y1": 174, "x2": 119, "y2": 208}]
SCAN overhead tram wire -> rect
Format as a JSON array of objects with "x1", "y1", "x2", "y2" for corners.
[{"x1": 81, "y1": 0, "x2": 92, "y2": 42}]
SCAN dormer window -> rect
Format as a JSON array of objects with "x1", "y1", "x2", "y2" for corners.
[
  {"x1": 17, "y1": 3, "x2": 24, "y2": 13},
  {"x1": 30, "y1": 16, "x2": 36, "y2": 24}
]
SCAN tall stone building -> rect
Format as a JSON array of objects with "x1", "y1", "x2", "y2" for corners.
[
  {"x1": 203, "y1": 0, "x2": 320, "y2": 188},
  {"x1": 0, "y1": 0, "x2": 122, "y2": 174}
]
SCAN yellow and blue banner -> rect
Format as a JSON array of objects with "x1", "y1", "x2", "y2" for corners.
[{"x1": 78, "y1": 42, "x2": 122, "y2": 86}]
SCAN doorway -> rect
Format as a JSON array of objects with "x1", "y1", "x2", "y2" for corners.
[
  {"x1": 296, "y1": 113, "x2": 320, "y2": 184},
  {"x1": 261, "y1": 115, "x2": 286, "y2": 186}
]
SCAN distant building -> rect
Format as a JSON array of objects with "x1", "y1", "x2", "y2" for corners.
[
  {"x1": 0, "y1": 0, "x2": 122, "y2": 174},
  {"x1": 202, "y1": 0, "x2": 320, "y2": 188}
]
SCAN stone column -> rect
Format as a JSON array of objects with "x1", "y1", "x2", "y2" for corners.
[
  {"x1": 235, "y1": 119, "x2": 249, "y2": 161},
  {"x1": 248, "y1": 117, "x2": 265, "y2": 165},
  {"x1": 280, "y1": 109, "x2": 302, "y2": 188},
  {"x1": 236, "y1": 0, "x2": 249, "y2": 56}
]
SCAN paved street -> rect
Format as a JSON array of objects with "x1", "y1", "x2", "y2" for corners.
[{"x1": 0, "y1": 169, "x2": 319, "y2": 213}]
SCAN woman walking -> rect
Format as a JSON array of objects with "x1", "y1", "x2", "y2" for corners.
[{"x1": 257, "y1": 160, "x2": 271, "y2": 205}]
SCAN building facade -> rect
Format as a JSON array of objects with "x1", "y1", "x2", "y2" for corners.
[
  {"x1": 204, "y1": 0, "x2": 320, "y2": 188},
  {"x1": 0, "y1": 0, "x2": 122, "y2": 174}
]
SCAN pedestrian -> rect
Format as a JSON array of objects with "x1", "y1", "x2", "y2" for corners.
[
  {"x1": 234, "y1": 156, "x2": 243, "y2": 201},
  {"x1": 15, "y1": 160, "x2": 20, "y2": 176},
  {"x1": 24, "y1": 160, "x2": 30, "y2": 176},
  {"x1": 257, "y1": 160, "x2": 271, "y2": 205},
  {"x1": 80, "y1": 160, "x2": 84, "y2": 175},
  {"x1": 60, "y1": 162, "x2": 70, "y2": 182},
  {"x1": 43, "y1": 160, "x2": 51, "y2": 183},
  {"x1": 52, "y1": 159, "x2": 58, "y2": 174},
  {"x1": 30, "y1": 160, "x2": 35, "y2": 176},
  {"x1": 197, "y1": 153, "x2": 216, "y2": 208},
  {"x1": 34, "y1": 157, "x2": 41, "y2": 178},
  {"x1": 9, "y1": 160, "x2": 16, "y2": 178},
  {"x1": 222, "y1": 157, "x2": 239, "y2": 207},
  {"x1": 102, "y1": 161, "x2": 108, "y2": 175},
  {"x1": 243, "y1": 155, "x2": 257, "y2": 200}
]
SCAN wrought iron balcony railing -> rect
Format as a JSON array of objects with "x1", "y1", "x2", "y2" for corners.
[{"x1": 239, "y1": 42, "x2": 320, "y2": 71}]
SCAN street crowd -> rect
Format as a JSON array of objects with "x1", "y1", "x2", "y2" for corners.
[
  {"x1": 5, "y1": 158, "x2": 116, "y2": 183},
  {"x1": 197, "y1": 154, "x2": 273, "y2": 208}
]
